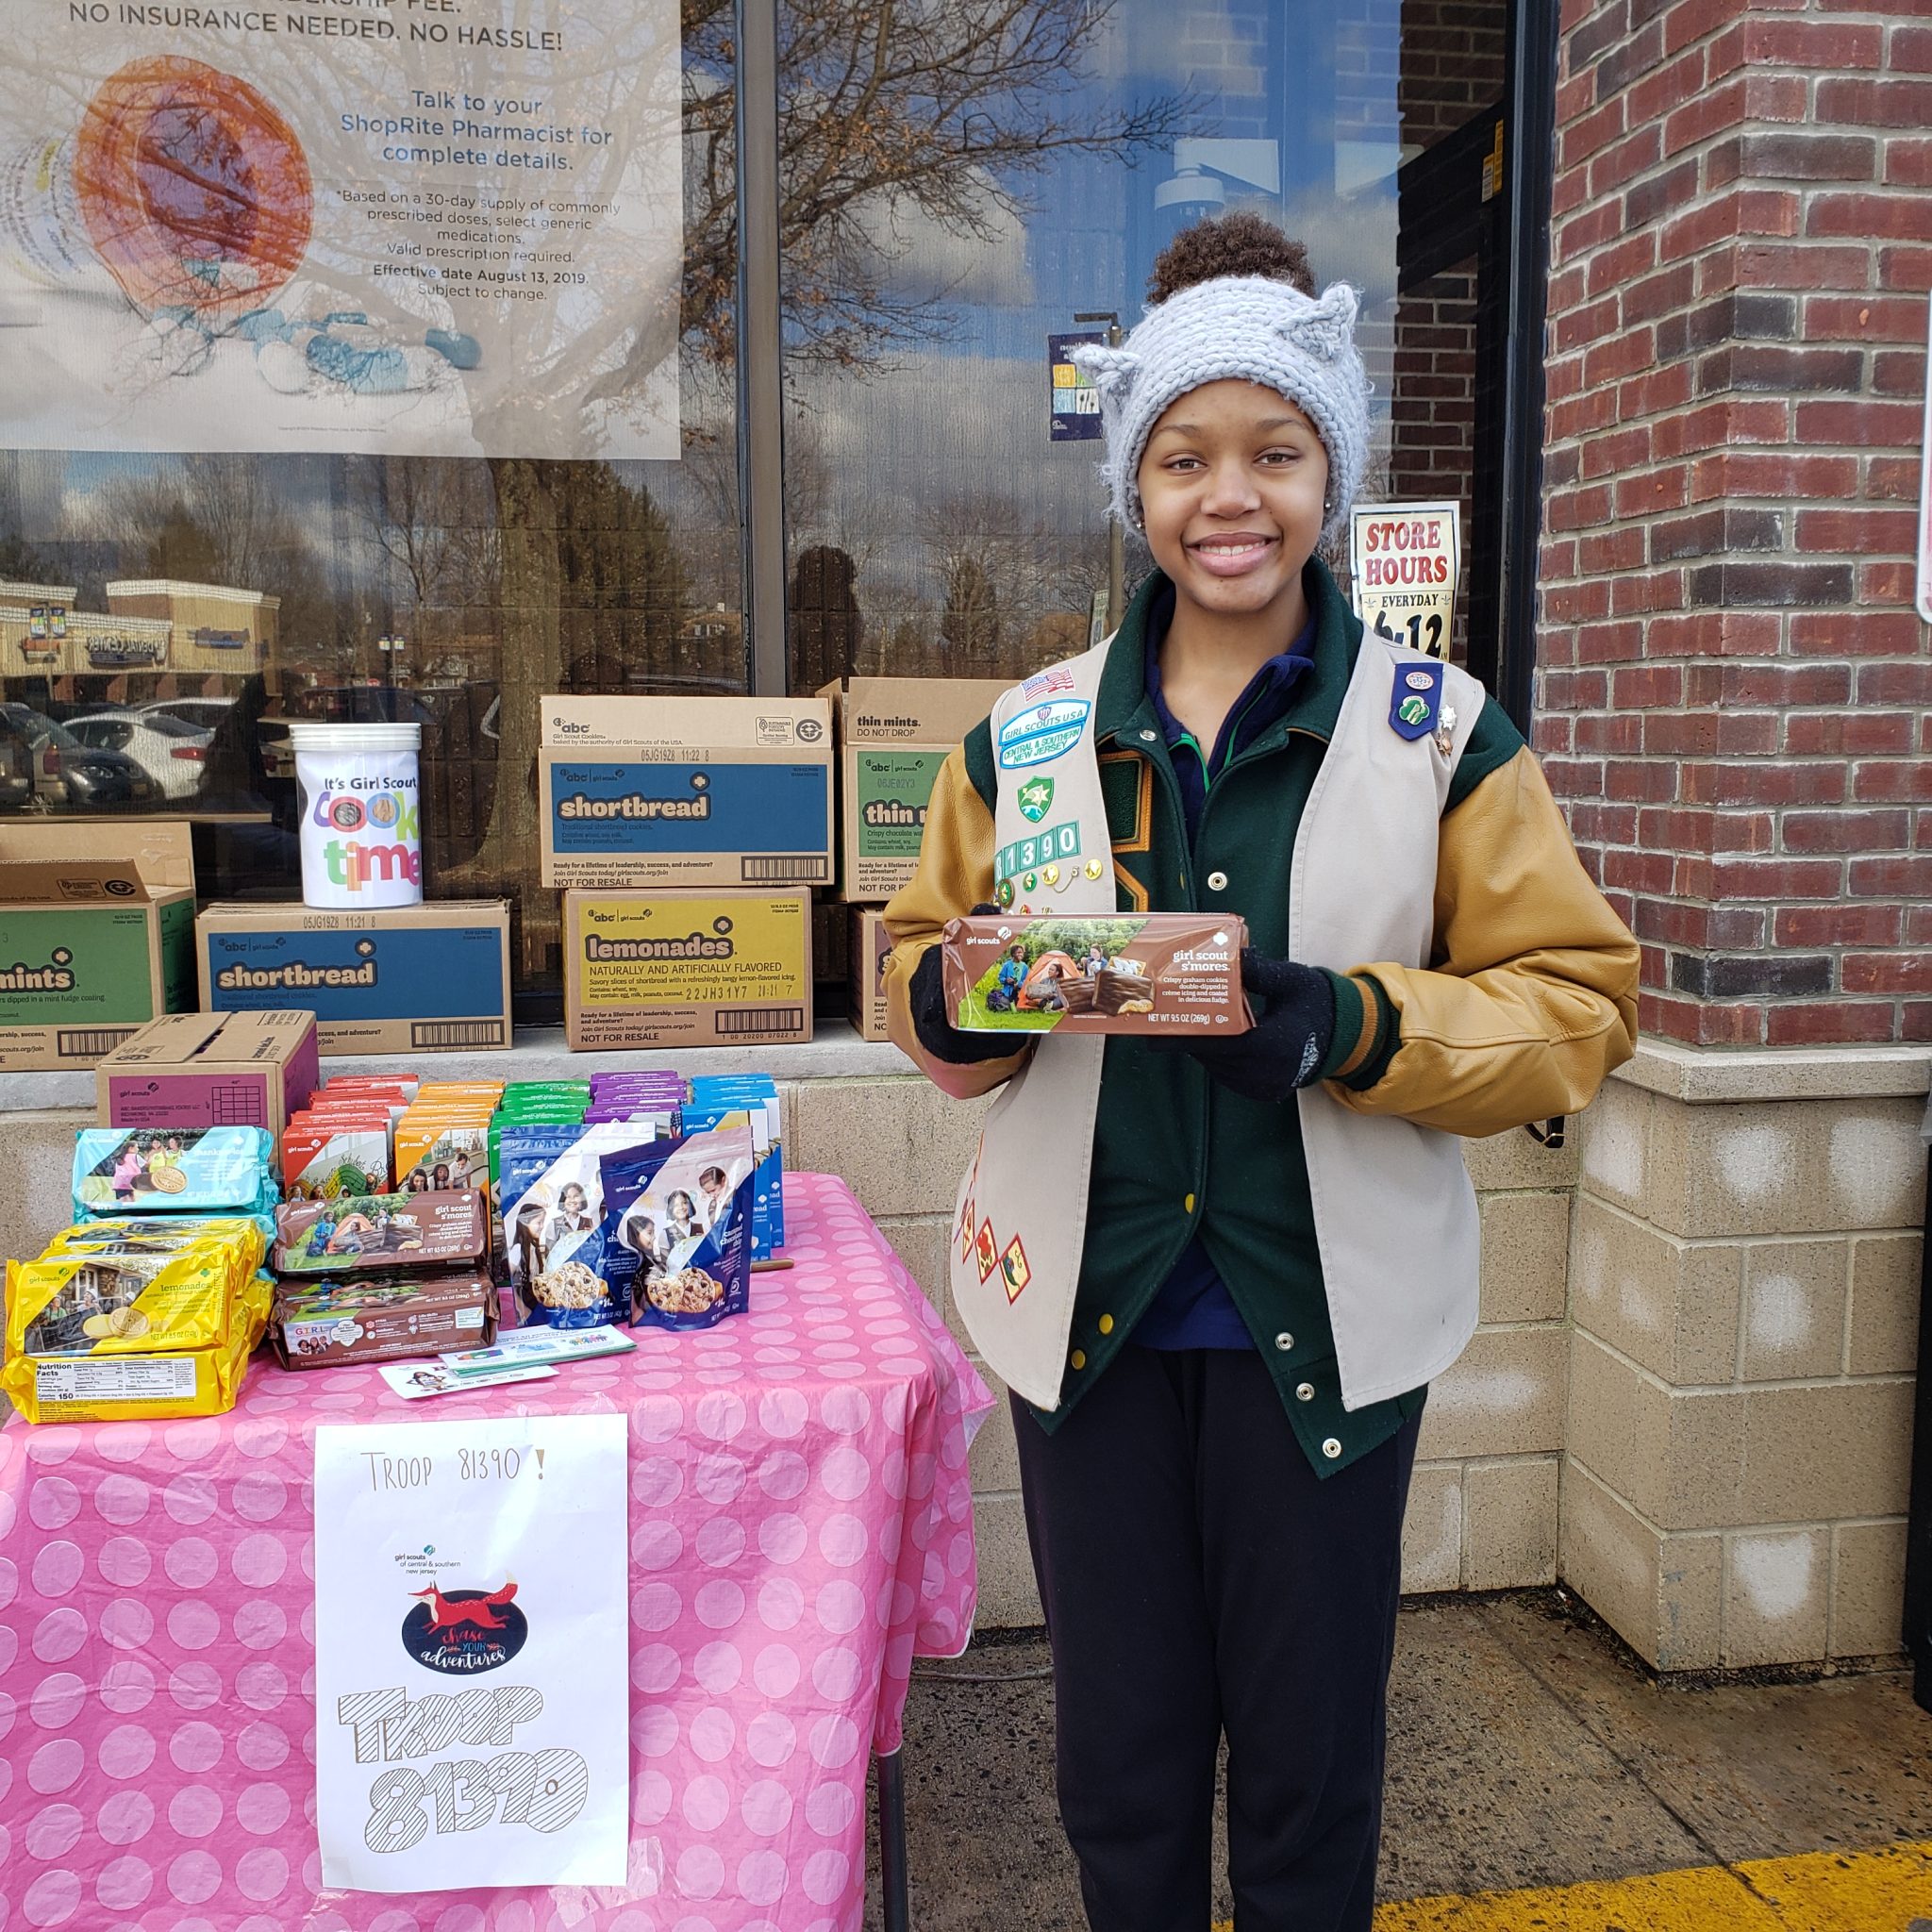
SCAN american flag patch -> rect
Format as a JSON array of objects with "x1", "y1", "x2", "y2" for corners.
[{"x1": 1022, "y1": 665, "x2": 1076, "y2": 700}]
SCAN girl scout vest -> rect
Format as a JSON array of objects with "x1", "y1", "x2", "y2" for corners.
[{"x1": 949, "y1": 629, "x2": 1488, "y2": 1415}]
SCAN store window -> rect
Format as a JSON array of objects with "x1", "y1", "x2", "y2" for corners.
[
  {"x1": 0, "y1": 9, "x2": 741, "y2": 991},
  {"x1": 776, "y1": 0, "x2": 1515, "y2": 691}
]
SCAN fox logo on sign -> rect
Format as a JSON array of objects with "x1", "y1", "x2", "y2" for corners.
[{"x1": 401, "y1": 1579, "x2": 528, "y2": 1674}]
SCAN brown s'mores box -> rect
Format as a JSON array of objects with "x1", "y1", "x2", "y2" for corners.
[
  {"x1": 272, "y1": 1189, "x2": 489, "y2": 1275},
  {"x1": 271, "y1": 1272, "x2": 496, "y2": 1370},
  {"x1": 941, "y1": 913, "x2": 1251, "y2": 1037}
]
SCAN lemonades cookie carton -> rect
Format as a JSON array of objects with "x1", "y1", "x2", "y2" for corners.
[
  {"x1": 603, "y1": 1115, "x2": 757, "y2": 1330},
  {"x1": 941, "y1": 913, "x2": 1253, "y2": 1037}
]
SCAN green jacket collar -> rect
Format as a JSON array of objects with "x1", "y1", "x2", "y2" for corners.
[{"x1": 1094, "y1": 556, "x2": 1362, "y2": 752}]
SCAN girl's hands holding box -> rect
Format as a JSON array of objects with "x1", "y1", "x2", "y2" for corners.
[
  {"x1": 1152, "y1": 947, "x2": 1336, "y2": 1103},
  {"x1": 908, "y1": 905, "x2": 1028, "y2": 1066}
]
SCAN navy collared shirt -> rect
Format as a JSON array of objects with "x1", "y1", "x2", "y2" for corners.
[{"x1": 1133, "y1": 582, "x2": 1318, "y2": 1351}]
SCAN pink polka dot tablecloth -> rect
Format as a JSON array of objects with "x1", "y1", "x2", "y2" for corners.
[{"x1": 0, "y1": 1173, "x2": 994, "y2": 1932}]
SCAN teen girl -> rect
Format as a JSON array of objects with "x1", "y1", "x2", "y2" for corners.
[{"x1": 883, "y1": 214, "x2": 1640, "y2": 1932}]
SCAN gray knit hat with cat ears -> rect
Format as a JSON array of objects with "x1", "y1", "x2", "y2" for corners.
[{"x1": 1068, "y1": 275, "x2": 1371, "y2": 548}]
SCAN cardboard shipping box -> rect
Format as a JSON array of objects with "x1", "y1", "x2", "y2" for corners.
[
  {"x1": 539, "y1": 693, "x2": 834, "y2": 891},
  {"x1": 97, "y1": 1008, "x2": 320, "y2": 1136},
  {"x1": 197, "y1": 900, "x2": 511, "y2": 1056},
  {"x1": 819, "y1": 676, "x2": 1008, "y2": 902},
  {"x1": 563, "y1": 888, "x2": 811, "y2": 1050},
  {"x1": 0, "y1": 849, "x2": 197, "y2": 1072},
  {"x1": 0, "y1": 818, "x2": 196, "y2": 884},
  {"x1": 850, "y1": 906, "x2": 893, "y2": 1043}
]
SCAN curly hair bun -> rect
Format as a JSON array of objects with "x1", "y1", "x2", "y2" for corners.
[{"x1": 1147, "y1": 212, "x2": 1315, "y2": 305}]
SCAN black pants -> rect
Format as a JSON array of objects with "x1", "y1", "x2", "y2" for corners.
[{"x1": 1013, "y1": 1346, "x2": 1420, "y2": 1932}]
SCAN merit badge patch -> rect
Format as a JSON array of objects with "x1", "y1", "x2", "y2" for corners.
[
  {"x1": 1018, "y1": 775, "x2": 1055, "y2": 823},
  {"x1": 1000, "y1": 1236, "x2": 1031, "y2": 1304},
  {"x1": 974, "y1": 1219, "x2": 999, "y2": 1283},
  {"x1": 1390, "y1": 660, "x2": 1442, "y2": 741}
]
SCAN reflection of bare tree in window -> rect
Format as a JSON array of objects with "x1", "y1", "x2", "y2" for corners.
[
  {"x1": 349, "y1": 458, "x2": 502, "y2": 686},
  {"x1": 677, "y1": 0, "x2": 1186, "y2": 367},
  {"x1": 923, "y1": 491, "x2": 1104, "y2": 679},
  {"x1": 472, "y1": 5, "x2": 1179, "y2": 977},
  {"x1": 940, "y1": 556, "x2": 1002, "y2": 680}
]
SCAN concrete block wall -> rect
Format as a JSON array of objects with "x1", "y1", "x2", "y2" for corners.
[
  {"x1": 781, "y1": 1073, "x2": 1584, "y2": 1625},
  {"x1": 1562, "y1": 1063, "x2": 1924, "y2": 1670},
  {"x1": 6, "y1": 1054, "x2": 1919, "y2": 1663}
]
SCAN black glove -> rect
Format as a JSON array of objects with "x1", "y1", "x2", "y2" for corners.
[
  {"x1": 908, "y1": 907, "x2": 1025, "y2": 1066},
  {"x1": 1149, "y1": 948, "x2": 1336, "y2": 1103}
]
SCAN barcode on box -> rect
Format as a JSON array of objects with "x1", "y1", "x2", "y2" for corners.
[
  {"x1": 714, "y1": 1007, "x2": 807, "y2": 1038},
  {"x1": 410, "y1": 1020, "x2": 507, "y2": 1048},
  {"x1": 58, "y1": 1027, "x2": 137, "y2": 1058},
  {"x1": 741, "y1": 856, "x2": 828, "y2": 882}
]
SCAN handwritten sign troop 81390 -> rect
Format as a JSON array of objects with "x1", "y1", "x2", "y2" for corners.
[{"x1": 313, "y1": 1413, "x2": 630, "y2": 1893}]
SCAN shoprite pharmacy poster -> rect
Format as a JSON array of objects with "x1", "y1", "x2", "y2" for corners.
[
  {"x1": 0, "y1": 1, "x2": 680, "y2": 458},
  {"x1": 313, "y1": 1411, "x2": 629, "y2": 1891}
]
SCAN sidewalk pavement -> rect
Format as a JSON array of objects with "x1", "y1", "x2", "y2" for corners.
[{"x1": 865, "y1": 1589, "x2": 1932, "y2": 1930}]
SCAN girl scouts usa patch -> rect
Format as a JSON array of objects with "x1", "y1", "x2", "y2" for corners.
[{"x1": 1390, "y1": 662, "x2": 1442, "y2": 741}]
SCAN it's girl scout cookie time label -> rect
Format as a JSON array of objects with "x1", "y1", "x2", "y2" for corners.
[
  {"x1": 563, "y1": 891, "x2": 811, "y2": 1049},
  {"x1": 942, "y1": 913, "x2": 1252, "y2": 1036}
]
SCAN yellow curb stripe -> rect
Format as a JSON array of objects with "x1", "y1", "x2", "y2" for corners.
[
  {"x1": 1340, "y1": 1837, "x2": 1932, "y2": 1932},
  {"x1": 1741, "y1": 1836, "x2": 1932, "y2": 1932}
]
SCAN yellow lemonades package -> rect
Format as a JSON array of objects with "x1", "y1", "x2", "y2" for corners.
[
  {"x1": 1, "y1": 1260, "x2": 271, "y2": 1424},
  {"x1": 42, "y1": 1216, "x2": 267, "y2": 1283},
  {"x1": 6, "y1": 1245, "x2": 237, "y2": 1356}
]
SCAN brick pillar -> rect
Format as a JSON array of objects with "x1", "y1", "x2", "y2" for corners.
[
  {"x1": 1539, "y1": 0, "x2": 1932, "y2": 1050},
  {"x1": 1542, "y1": 0, "x2": 1931, "y2": 1673}
]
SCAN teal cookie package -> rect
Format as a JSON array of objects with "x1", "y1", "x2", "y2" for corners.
[{"x1": 72, "y1": 1125, "x2": 278, "y2": 1228}]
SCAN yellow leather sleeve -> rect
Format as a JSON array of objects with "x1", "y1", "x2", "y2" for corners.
[
  {"x1": 880, "y1": 748, "x2": 1032, "y2": 1100},
  {"x1": 1328, "y1": 746, "x2": 1639, "y2": 1136}
]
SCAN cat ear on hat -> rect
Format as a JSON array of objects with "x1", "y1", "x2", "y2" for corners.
[
  {"x1": 1274, "y1": 282, "x2": 1360, "y2": 363},
  {"x1": 1066, "y1": 341, "x2": 1141, "y2": 403}
]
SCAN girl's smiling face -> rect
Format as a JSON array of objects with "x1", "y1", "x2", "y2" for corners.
[{"x1": 1137, "y1": 379, "x2": 1328, "y2": 622}]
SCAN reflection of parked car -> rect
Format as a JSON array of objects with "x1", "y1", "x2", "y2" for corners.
[
  {"x1": 137, "y1": 697, "x2": 237, "y2": 734},
  {"x1": 0, "y1": 722, "x2": 36, "y2": 809},
  {"x1": 68, "y1": 711, "x2": 212, "y2": 801},
  {"x1": 0, "y1": 703, "x2": 157, "y2": 809}
]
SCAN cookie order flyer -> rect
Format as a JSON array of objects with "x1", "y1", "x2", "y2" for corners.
[
  {"x1": 1348, "y1": 499, "x2": 1461, "y2": 660},
  {"x1": 0, "y1": 0, "x2": 681, "y2": 458},
  {"x1": 312, "y1": 1411, "x2": 630, "y2": 1891}
]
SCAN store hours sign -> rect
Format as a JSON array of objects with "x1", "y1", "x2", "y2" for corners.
[
  {"x1": 1349, "y1": 501, "x2": 1462, "y2": 659},
  {"x1": 313, "y1": 1412, "x2": 629, "y2": 1891}
]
